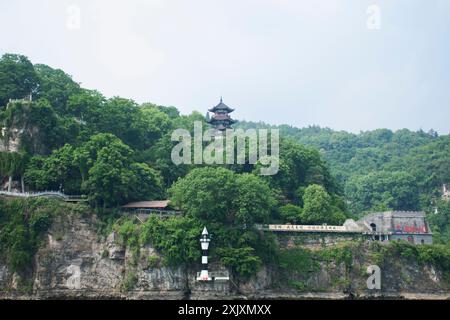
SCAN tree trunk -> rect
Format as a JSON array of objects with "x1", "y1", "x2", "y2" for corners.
[
  {"x1": 8, "y1": 176, "x2": 12, "y2": 192},
  {"x1": 21, "y1": 175, "x2": 25, "y2": 193}
]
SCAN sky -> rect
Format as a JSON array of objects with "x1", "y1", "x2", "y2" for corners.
[{"x1": 1, "y1": 0, "x2": 449, "y2": 134}]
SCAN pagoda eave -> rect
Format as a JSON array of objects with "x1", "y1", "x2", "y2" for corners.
[
  {"x1": 208, "y1": 107, "x2": 235, "y2": 113},
  {"x1": 207, "y1": 119, "x2": 237, "y2": 124}
]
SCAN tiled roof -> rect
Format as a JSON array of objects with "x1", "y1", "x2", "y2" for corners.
[
  {"x1": 208, "y1": 98, "x2": 234, "y2": 113},
  {"x1": 122, "y1": 200, "x2": 170, "y2": 209}
]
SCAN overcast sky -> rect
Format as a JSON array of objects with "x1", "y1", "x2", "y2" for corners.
[{"x1": 1, "y1": 0, "x2": 449, "y2": 134}]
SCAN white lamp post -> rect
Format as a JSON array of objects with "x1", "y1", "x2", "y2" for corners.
[{"x1": 197, "y1": 227, "x2": 211, "y2": 281}]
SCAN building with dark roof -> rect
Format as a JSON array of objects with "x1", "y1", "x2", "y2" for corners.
[
  {"x1": 206, "y1": 98, "x2": 236, "y2": 131},
  {"x1": 121, "y1": 200, "x2": 181, "y2": 220}
]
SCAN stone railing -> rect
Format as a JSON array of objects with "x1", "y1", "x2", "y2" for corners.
[{"x1": 0, "y1": 190, "x2": 87, "y2": 201}]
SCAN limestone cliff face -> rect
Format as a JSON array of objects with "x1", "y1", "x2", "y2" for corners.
[
  {"x1": 0, "y1": 101, "x2": 28, "y2": 153},
  {"x1": 0, "y1": 100, "x2": 49, "y2": 155},
  {"x1": 0, "y1": 213, "x2": 449, "y2": 300}
]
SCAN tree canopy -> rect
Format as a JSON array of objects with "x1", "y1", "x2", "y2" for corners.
[{"x1": 0, "y1": 54, "x2": 38, "y2": 107}]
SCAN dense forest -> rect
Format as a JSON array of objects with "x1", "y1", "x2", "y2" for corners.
[
  {"x1": 237, "y1": 121, "x2": 450, "y2": 243},
  {"x1": 0, "y1": 53, "x2": 449, "y2": 278}
]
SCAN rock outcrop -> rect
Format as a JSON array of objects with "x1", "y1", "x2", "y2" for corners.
[{"x1": 0, "y1": 212, "x2": 449, "y2": 300}]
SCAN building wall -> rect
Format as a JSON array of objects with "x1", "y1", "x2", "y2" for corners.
[
  {"x1": 358, "y1": 211, "x2": 432, "y2": 244},
  {"x1": 275, "y1": 232, "x2": 365, "y2": 250},
  {"x1": 391, "y1": 216, "x2": 429, "y2": 234},
  {"x1": 390, "y1": 234, "x2": 433, "y2": 245},
  {"x1": 359, "y1": 212, "x2": 394, "y2": 233}
]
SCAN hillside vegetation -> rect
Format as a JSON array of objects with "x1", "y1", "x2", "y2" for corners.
[
  {"x1": 237, "y1": 121, "x2": 450, "y2": 243},
  {"x1": 0, "y1": 53, "x2": 449, "y2": 280}
]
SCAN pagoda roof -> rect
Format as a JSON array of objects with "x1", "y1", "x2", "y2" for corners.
[
  {"x1": 208, "y1": 98, "x2": 234, "y2": 113},
  {"x1": 122, "y1": 200, "x2": 170, "y2": 209},
  {"x1": 207, "y1": 116, "x2": 237, "y2": 124}
]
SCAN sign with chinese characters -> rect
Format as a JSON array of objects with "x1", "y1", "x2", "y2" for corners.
[{"x1": 267, "y1": 224, "x2": 350, "y2": 233}]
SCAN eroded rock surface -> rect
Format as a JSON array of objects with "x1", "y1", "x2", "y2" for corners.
[{"x1": 0, "y1": 213, "x2": 449, "y2": 300}]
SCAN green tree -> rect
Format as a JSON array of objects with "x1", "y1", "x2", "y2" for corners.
[
  {"x1": 428, "y1": 200, "x2": 450, "y2": 244},
  {"x1": 142, "y1": 134, "x2": 190, "y2": 187},
  {"x1": 34, "y1": 64, "x2": 81, "y2": 115},
  {"x1": 216, "y1": 247, "x2": 262, "y2": 278},
  {"x1": 301, "y1": 184, "x2": 343, "y2": 224},
  {"x1": 67, "y1": 89, "x2": 105, "y2": 125},
  {"x1": 133, "y1": 104, "x2": 172, "y2": 149},
  {"x1": 23, "y1": 156, "x2": 51, "y2": 191},
  {"x1": 139, "y1": 215, "x2": 202, "y2": 267},
  {"x1": 265, "y1": 139, "x2": 338, "y2": 200},
  {"x1": 0, "y1": 54, "x2": 38, "y2": 107},
  {"x1": 279, "y1": 204, "x2": 302, "y2": 224},
  {"x1": 345, "y1": 171, "x2": 420, "y2": 215},
  {"x1": 77, "y1": 133, "x2": 163, "y2": 207},
  {"x1": 128, "y1": 162, "x2": 164, "y2": 201},
  {"x1": 24, "y1": 144, "x2": 81, "y2": 194},
  {"x1": 169, "y1": 167, "x2": 275, "y2": 225},
  {"x1": 73, "y1": 133, "x2": 121, "y2": 182},
  {"x1": 84, "y1": 139, "x2": 133, "y2": 207},
  {"x1": 233, "y1": 173, "x2": 276, "y2": 225}
]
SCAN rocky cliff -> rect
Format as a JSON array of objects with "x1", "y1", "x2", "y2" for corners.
[{"x1": 0, "y1": 208, "x2": 449, "y2": 300}]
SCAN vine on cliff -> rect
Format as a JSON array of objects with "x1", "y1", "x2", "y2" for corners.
[{"x1": 0, "y1": 197, "x2": 88, "y2": 273}]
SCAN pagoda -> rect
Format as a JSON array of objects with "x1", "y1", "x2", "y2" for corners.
[{"x1": 206, "y1": 97, "x2": 236, "y2": 131}]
